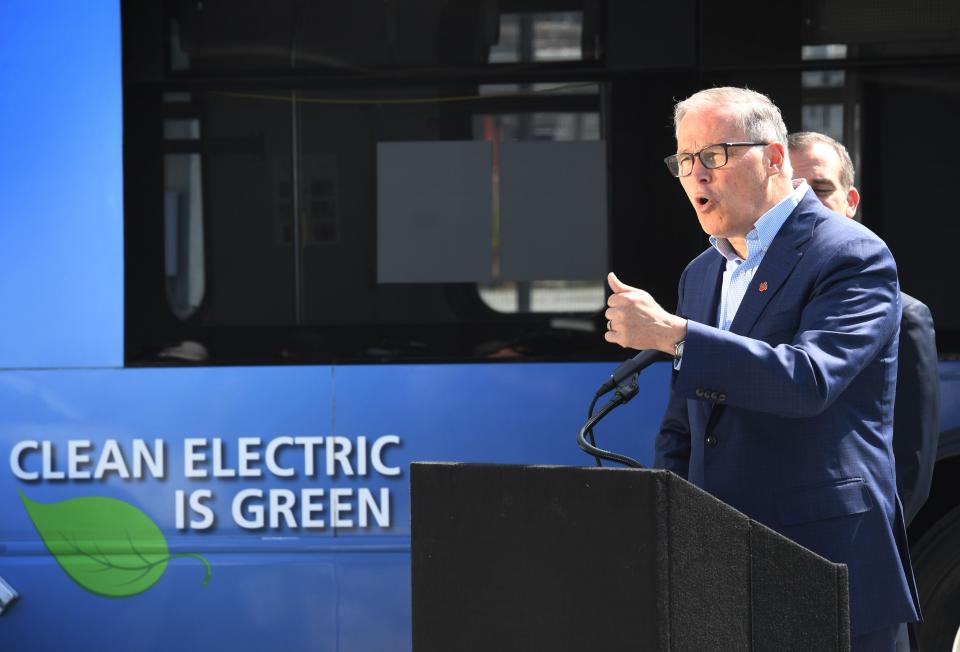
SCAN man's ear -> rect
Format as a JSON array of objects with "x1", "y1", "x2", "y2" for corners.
[
  {"x1": 846, "y1": 186, "x2": 861, "y2": 219},
  {"x1": 768, "y1": 143, "x2": 786, "y2": 174}
]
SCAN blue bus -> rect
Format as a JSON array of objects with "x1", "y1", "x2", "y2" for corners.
[{"x1": 2, "y1": 2, "x2": 960, "y2": 650}]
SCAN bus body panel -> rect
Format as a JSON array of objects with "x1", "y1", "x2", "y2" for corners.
[
  {"x1": 0, "y1": 0, "x2": 123, "y2": 370},
  {"x1": 0, "y1": 363, "x2": 671, "y2": 650},
  {"x1": 938, "y1": 361, "x2": 960, "y2": 435}
]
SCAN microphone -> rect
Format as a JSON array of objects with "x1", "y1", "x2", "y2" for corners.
[{"x1": 595, "y1": 349, "x2": 671, "y2": 398}]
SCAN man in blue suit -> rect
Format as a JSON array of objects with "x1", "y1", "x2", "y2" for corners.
[{"x1": 603, "y1": 87, "x2": 920, "y2": 650}]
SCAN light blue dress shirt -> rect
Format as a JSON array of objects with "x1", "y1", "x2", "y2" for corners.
[{"x1": 709, "y1": 181, "x2": 809, "y2": 330}]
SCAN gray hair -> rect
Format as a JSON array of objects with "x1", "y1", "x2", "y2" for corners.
[
  {"x1": 674, "y1": 87, "x2": 789, "y2": 146},
  {"x1": 787, "y1": 131, "x2": 856, "y2": 191}
]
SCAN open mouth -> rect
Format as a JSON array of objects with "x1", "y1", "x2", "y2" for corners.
[{"x1": 695, "y1": 195, "x2": 712, "y2": 209}]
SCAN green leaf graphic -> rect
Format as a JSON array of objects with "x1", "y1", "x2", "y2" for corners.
[{"x1": 18, "y1": 491, "x2": 211, "y2": 597}]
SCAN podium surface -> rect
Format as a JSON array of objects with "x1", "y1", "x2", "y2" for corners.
[{"x1": 411, "y1": 463, "x2": 849, "y2": 651}]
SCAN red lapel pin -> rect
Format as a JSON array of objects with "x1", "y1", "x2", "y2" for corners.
[{"x1": 758, "y1": 281, "x2": 768, "y2": 293}]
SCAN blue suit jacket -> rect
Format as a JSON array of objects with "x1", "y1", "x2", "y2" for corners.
[{"x1": 655, "y1": 190, "x2": 920, "y2": 635}]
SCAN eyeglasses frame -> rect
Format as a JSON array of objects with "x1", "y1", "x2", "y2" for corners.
[{"x1": 664, "y1": 141, "x2": 770, "y2": 177}]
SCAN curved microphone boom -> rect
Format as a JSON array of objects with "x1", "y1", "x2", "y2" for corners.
[
  {"x1": 579, "y1": 375, "x2": 645, "y2": 467},
  {"x1": 579, "y1": 348, "x2": 672, "y2": 468}
]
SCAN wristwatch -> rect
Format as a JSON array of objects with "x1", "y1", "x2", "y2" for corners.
[{"x1": 673, "y1": 340, "x2": 685, "y2": 371}]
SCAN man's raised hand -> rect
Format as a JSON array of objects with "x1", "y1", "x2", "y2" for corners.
[{"x1": 604, "y1": 272, "x2": 687, "y2": 353}]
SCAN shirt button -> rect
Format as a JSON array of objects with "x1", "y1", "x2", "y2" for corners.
[{"x1": 705, "y1": 435, "x2": 718, "y2": 447}]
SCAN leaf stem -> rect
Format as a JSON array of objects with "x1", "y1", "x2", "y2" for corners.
[{"x1": 170, "y1": 552, "x2": 212, "y2": 587}]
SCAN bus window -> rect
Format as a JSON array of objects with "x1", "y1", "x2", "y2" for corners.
[{"x1": 125, "y1": 1, "x2": 613, "y2": 365}]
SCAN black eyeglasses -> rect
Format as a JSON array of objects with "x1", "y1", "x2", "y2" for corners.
[{"x1": 664, "y1": 142, "x2": 769, "y2": 177}]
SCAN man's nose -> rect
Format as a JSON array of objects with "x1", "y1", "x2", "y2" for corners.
[{"x1": 691, "y1": 155, "x2": 712, "y2": 182}]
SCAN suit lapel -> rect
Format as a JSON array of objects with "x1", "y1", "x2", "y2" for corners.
[
  {"x1": 728, "y1": 192, "x2": 817, "y2": 337},
  {"x1": 682, "y1": 253, "x2": 724, "y2": 431},
  {"x1": 687, "y1": 253, "x2": 724, "y2": 326}
]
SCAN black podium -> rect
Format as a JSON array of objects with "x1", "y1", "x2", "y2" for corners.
[{"x1": 411, "y1": 463, "x2": 850, "y2": 651}]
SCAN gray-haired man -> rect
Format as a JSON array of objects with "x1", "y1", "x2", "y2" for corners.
[{"x1": 607, "y1": 87, "x2": 920, "y2": 651}]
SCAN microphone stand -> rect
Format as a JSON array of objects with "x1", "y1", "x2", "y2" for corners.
[
  {"x1": 584, "y1": 394, "x2": 604, "y2": 467},
  {"x1": 577, "y1": 374, "x2": 645, "y2": 468}
]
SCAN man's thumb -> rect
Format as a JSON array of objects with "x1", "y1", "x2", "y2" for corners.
[{"x1": 607, "y1": 272, "x2": 633, "y2": 293}]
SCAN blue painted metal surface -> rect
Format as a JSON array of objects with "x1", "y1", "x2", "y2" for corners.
[
  {"x1": 938, "y1": 361, "x2": 960, "y2": 433},
  {"x1": 0, "y1": 0, "x2": 123, "y2": 369},
  {"x1": 0, "y1": 363, "x2": 672, "y2": 650}
]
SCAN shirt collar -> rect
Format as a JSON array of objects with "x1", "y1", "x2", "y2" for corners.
[{"x1": 709, "y1": 180, "x2": 809, "y2": 262}]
